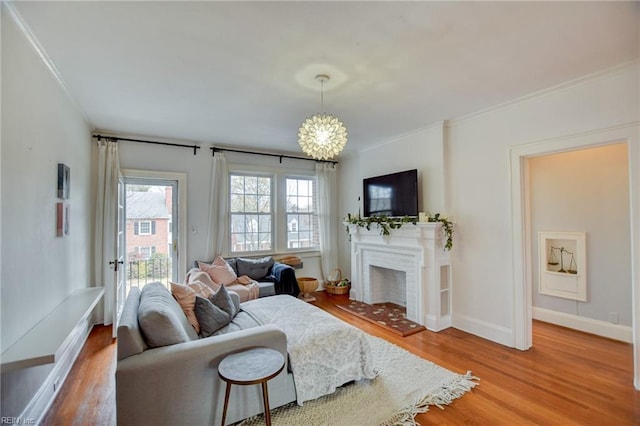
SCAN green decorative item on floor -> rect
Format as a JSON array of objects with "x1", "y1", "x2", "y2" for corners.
[
  {"x1": 345, "y1": 212, "x2": 454, "y2": 250},
  {"x1": 240, "y1": 333, "x2": 478, "y2": 426}
]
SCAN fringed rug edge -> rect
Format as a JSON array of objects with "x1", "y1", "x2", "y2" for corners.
[{"x1": 379, "y1": 371, "x2": 480, "y2": 426}]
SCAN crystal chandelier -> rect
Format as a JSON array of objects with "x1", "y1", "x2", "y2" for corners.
[{"x1": 298, "y1": 74, "x2": 347, "y2": 160}]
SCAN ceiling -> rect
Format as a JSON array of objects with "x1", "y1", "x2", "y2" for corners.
[{"x1": 8, "y1": 1, "x2": 639, "y2": 157}]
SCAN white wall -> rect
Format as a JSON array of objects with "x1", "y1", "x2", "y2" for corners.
[
  {"x1": 1, "y1": 5, "x2": 93, "y2": 417},
  {"x1": 529, "y1": 144, "x2": 631, "y2": 327},
  {"x1": 447, "y1": 63, "x2": 638, "y2": 346},
  {"x1": 359, "y1": 122, "x2": 446, "y2": 215},
  {"x1": 337, "y1": 123, "x2": 447, "y2": 276},
  {"x1": 338, "y1": 62, "x2": 639, "y2": 348}
]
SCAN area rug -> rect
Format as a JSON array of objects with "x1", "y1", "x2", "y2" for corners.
[
  {"x1": 240, "y1": 334, "x2": 478, "y2": 426},
  {"x1": 336, "y1": 301, "x2": 426, "y2": 337}
]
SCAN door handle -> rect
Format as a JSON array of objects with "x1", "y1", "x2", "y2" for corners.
[{"x1": 109, "y1": 260, "x2": 124, "y2": 271}]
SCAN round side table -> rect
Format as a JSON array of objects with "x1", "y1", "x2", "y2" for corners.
[{"x1": 218, "y1": 347, "x2": 285, "y2": 426}]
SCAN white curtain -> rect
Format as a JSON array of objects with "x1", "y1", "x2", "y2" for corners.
[
  {"x1": 94, "y1": 140, "x2": 120, "y2": 325},
  {"x1": 316, "y1": 162, "x2": 339, "y2": 282},
  {"x1": 206, "y1": 152, "x2": 228, "y2": 261}
]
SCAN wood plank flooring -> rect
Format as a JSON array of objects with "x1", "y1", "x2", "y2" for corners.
[{"x1": 42, "y1": 291, "x2": 639, "y2": 425}]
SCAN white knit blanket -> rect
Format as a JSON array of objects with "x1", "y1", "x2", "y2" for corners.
[{"x1": 240, "y1": 295, "x2": 378, "y2": 405}]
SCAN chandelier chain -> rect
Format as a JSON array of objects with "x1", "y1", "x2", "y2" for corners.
[{"x1": 320, "y1": 77, "x2": 325, "y2": 113}]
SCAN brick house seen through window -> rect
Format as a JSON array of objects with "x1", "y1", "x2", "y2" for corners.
[{"x1": 126, "y1": 187, "x2": 171, "y2": 261}]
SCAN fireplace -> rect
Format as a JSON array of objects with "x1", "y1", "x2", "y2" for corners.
[
  {"x1": 347, "y1": 222, "x2": 451, "y2": 332},
  {"x1": 369, "y1": 265, "x2": 406, "y2": 307}
]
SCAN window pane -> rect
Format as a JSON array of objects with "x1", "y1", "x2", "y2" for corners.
[
  {"x1": 258, "y1": 177, "x2": 271, "y2": 194},
  {"x1": 259, "y1": 215, "x2": 271, "y2": 232},
  {"x1": 299, "y1": 215, "x2": 311, "y2": 231},
  {"x1": 230, "y1": 194, "x2": 244, "y2": 212},
  {"x1": 245, "y1": 195, "x2": 258, "y2": 212},
  {"x1": 286, "y1": 179, "x2": 297, "y2": 196},
  {"x1": 245, "y1": 176, "x2": 257, "y2": 194},
  {"x1": 231, "y1": 214, "x2": 245, "y2": 232},
  {"x1": 286, "y1": 196, "x2": 297, "y2": 212},
  {"x1": 259, "y1": 232, "x2": 271, "y2": 249},
  {"x1": 245, "y1": 214, "x2": 258, "y2": 232},
  {"x1": 258, "y1": 195, "x2": 270, "y2": 213},
  {"x1": 230, "y1": 175, "x2": 244, "y2": 192}
]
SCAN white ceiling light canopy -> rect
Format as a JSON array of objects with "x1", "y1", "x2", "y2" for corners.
[{"x1": 298, "y1": 74, "x2": 348, "y2": 160}]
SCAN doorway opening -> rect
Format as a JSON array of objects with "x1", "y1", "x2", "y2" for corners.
[
  {"x1": 527, "y1": 144, "x2": 631, "y2": 341},
  {"x1": 509, "y1": 124, "x2": 639, "y2": 389}
]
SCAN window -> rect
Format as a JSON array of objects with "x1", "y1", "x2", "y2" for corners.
[
  {"x1": 229, "y1": 174, "x2": 272, "y2": 253},
  {"x1": 134, "y1": 220, "x2": 155, "y2": 235},
  {"x1": 286, "y1": 178, "x2": 318, "y2": 249},
  {"x1": 139, "y1": 221, "x2": 151, "y2": 235},
  {"x1": 226, "y1": 172, "x2": 319, "y2": 255},
  {"x1": 138, "y1": 246, "x2": 156, "y2": 258}
]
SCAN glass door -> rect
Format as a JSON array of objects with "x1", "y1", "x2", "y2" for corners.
[
  {"x1": 113, "y1": 176, "x2": 126, "y2": 337},
  {"x1": 123, "y1": 178, "x2": 179, "y2": 292}
]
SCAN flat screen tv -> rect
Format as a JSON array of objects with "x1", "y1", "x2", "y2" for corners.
[{"x1": 363, "y1": 169, "x2": 418, "y2": 217}]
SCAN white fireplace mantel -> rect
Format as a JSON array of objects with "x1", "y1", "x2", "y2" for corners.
[{"x1": 346, "y1": 222, "x2": 452, "y2": 332}]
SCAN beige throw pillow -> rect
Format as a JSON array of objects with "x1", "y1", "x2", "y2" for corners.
[
  {"x1": 170, "y1": 282, "x2": 200, "y2": 334},
  {"x1": 198, "y1": 256, "x2": 237, "y2": 285},
  {"x1": 170, "y1": 280, "x2": 219, "y2": 334}
]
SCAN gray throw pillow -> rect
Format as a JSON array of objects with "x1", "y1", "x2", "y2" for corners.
[
  {"x1": 236, "y1": 256, "x2": 274, "y2": 280},
  {"x1": 210, "y1": 284, "x2": 239, "y2": 318},
  {"x1": 225, "y1": 258, "x2": 238, "y2": 275},
  {"x1": 194, "y1": 296, "x2": 231, "y2": 338}
]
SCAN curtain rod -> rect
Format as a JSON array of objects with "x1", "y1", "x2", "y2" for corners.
[
  {"x1": 210, "y1": 146, "x2": 338, "y2": 165},
  {"x1": 93, "y1": 134, "x2": 201, "y2": 155}
]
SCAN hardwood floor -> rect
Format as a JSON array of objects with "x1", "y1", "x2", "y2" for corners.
[{"x1": 43, "y1": 291, "x2": 639, "y2": 425}]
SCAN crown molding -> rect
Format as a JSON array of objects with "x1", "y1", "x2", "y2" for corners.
[
  {"x1": 4, "y1": 1, "x2": 90, "y2": 125},
  {"x1": 448, "y1": 60, "x2": 639, "y2": 128},
  {"x1": 359, "y1": 121, "x2": 446, "y2": 154}
]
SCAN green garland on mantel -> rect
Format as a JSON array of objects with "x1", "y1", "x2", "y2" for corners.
[{"x1": 345, "y1": 213, "x2": 454, "y2": 251}]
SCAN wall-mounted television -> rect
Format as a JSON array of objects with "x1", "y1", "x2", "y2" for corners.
[{"x1": 363, "y1": 169, "x2": 418, "y2": 217}]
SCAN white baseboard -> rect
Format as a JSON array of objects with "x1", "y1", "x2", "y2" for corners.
[
  {"x1": 452, "y1": 313, "x2": 515, "y2": 348},
  {"x1": 533, "y1": 307, "x2": 632, "y2": 343},
  {"x1": 18, "y1": 319, "x2": 96, "y2": 425}
]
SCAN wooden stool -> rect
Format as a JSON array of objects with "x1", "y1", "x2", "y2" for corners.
[{"x1": 218, "y1": 347, "x2": 285, "y2": 426}]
